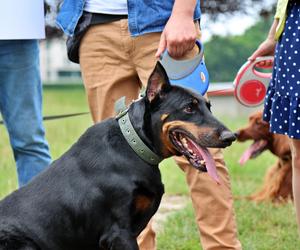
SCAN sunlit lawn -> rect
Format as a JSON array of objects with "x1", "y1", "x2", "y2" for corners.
[
  {"x1": 0, "y1": 85, "x2": 299, "y2": 249},
  {"x1": 0, "y1": 84, "x2": 92, "y2": 196}
]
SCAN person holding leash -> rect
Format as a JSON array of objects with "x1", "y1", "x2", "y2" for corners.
[
  {"x1": 57, "y1": 1, "x2": 242, "y2": 249},
  {"x1": 249, "y1": 0, "x2": 300, "y2": 235},
  {"x1": 0, "y1": 0, "x2": 51, "y2": 187}
]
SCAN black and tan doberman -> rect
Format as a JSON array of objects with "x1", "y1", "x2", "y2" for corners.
[{"x1": 0, "y1": 62, "x2": 235, "y2": 250}]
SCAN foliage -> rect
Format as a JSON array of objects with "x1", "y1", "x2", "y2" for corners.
[
  {"x1": 201, "y1": 0, "x2": 262, "y2": 16},
  {"x1": 205, "y1": 16, "x2": 274, "y2": 82}
]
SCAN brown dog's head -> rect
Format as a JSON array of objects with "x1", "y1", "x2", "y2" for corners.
[
  {"x1": 235, "y1": 111, "x2": 290, "y2": 164},
  {"x1": 236, "y1": 111, "x2": 270, "y2": 142}
]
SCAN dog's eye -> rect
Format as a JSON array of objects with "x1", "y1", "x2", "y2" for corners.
[{"x1": 183, "y1": 104, "x2": 194, "y2": 114}]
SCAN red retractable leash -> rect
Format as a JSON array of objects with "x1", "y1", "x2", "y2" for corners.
[{"x1": 208, "y1": 56, "x2": 274, "y2": 107}]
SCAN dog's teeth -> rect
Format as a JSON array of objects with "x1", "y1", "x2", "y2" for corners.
[
  {"x1": 182, "y1": 138, "x2": 188, "y2": 148},
  {"x1": 200, "y1": 160, "x2": 205, "y2": 165}
]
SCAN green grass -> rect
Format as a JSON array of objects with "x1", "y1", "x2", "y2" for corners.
[
  {"x1": 0, "y1": 85, "x2": 299, "y2": 249},
  {"x1": 0, "y1": 84, "x2": 92, "y2": 197},
  {"x1": 157, "y1": 200, "x2": 300, "y2": 250}
]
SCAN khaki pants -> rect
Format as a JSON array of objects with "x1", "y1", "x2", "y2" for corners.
[{"x1": 79, "y1": 19, "x2": 242, "y2": 250}]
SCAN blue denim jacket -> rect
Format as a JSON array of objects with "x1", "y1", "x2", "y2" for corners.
[{"x1": 56, "y1": 0, "x2": 201, "y2": 37}]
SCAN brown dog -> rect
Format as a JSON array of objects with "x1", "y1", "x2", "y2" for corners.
[{"x1": 236, "y1": 110, "x2": 293, "y2": 203}]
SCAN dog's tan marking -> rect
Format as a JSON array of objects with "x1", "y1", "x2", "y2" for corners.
[
  {"x1": 135, "y1": 195, "x2": 152, "y2": 212},
  {"x1": 162, "y1": 121, "x2": 214, "y2": 139},
  {"x1": 160, "y1": 121, "x2": 217, "y2": 156},
  {"x1": 160, "y1": 114, "x2": 169, "y2": 121}
]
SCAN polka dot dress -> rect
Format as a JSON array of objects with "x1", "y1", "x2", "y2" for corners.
[{"x1": 263, "y1": 1, "x2": 300, "y2": 139}]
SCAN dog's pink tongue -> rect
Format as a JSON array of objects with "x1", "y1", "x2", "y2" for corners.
[
  {"x1": 199, "y1": 147, "x2": 221, "y2": 184},
  {"x1": 188, "y1": 139, "x2": 220, "y2": 184},
  {"x1": 239, "y1": 148, "x2": 252, "y2": 165},
  {"x1": 239, "y1": 140, "x2": 267, "y2": 165}
]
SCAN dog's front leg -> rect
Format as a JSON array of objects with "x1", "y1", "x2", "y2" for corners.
[{"x1": 99, "y1": 225, "x2": 138, "y2": 250}]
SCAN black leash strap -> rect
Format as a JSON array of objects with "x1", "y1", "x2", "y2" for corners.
[{"x1": 0, "y1": 112, "x2": 89, "y2": 125}]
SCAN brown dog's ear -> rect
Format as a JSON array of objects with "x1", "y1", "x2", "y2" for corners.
[{"x1": 146, "y1": 62, "x2": 171, "y2": 102}]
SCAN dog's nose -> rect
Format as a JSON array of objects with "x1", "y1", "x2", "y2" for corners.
[{"x1": 219, "y1": 130, "x2": 236, "y2": 143}]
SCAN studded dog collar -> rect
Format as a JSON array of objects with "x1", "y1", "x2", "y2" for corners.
[{"x1": 115, "y1": 96, "x2": 163, "y2": 165}]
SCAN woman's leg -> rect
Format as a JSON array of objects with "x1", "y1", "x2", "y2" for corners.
[{"x1": 289, "y1": 138, "x2": 300, "y2": 234}]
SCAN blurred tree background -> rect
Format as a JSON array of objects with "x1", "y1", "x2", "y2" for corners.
[
  {"x1": 200, "y1": 0, "x2": 276, "y2": 82},
  {"x1": 201, "y1": 0, "x2": 272, "y2": 17},
  {"x1": 205, "y1": 16, "x2": 273, "y2": 82}
]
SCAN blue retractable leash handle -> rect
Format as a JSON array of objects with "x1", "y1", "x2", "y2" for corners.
[{"x1": 159, "y1": 40, "x2": 209, "y2": 95}]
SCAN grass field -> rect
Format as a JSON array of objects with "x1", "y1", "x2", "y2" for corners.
[{"x1": 0, "y1": 85, "x2": 299, "y2": 249}]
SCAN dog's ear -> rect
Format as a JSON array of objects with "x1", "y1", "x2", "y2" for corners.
[{"x1": 146, "y1": 62, "x2": 171, "y2": 102}]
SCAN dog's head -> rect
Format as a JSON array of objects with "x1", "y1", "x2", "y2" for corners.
[
  {"x1": 141, "y1": 62, "x2": 236, "y2": 182},
  {"x1": 235, "y1": 111, "x2": 290, "y2": 164},
  {"x1": 236, "y1": 111, "x2": 271, "y2": 142}
]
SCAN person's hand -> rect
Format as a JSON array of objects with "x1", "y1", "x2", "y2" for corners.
[
  {"x1": 248, "y1": 38, "x2": 277, "y2": 62},
  {"x1": 155, "y1": 13, "x2": 197, "y2": 59}
]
